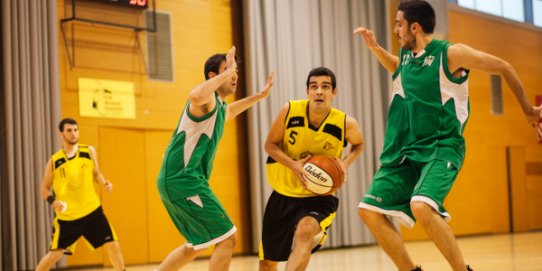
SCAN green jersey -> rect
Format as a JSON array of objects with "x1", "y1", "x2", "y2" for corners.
[
  {"x1": 158, "y1": 93, "x2": 226, "y2": 200},
  {"x1": 381, "y1": 39, "x2": 470, "y2": 168}
]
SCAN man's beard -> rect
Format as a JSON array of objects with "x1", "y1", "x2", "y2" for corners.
[
  {"x1": 401, "y1": 33, "x2": 416, "y2": 51},
  {"x1": 67, "y1": 139, "x2": 78, "y2": 145}
]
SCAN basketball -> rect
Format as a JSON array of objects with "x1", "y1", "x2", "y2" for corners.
[{"x1": 302, "y1": 155, "x2": 344, "y2": 195}]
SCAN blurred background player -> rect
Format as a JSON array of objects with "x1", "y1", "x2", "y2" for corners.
[{"x1": 36, "y1": 118, "x2": 125, "y2": 271}]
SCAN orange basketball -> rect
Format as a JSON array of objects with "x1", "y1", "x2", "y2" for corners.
[{"x1": 302, "y1": 155, "x2": 344, "y2": 195}]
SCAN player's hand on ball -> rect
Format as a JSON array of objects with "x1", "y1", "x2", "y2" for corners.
[{"x1": 294, "y1": 155, "x2": 312, "y2": 188}]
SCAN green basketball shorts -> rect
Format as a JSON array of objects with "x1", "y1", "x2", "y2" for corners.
[
  {"x1": 161, "y1": 188, "x2": 236, "y2": 250},
  {"x1": 358, "y1": 159, "x2": 459, "y2": 228}
]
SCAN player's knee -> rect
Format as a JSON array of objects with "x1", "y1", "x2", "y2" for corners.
[
  {"x1": 259, "y1": 259, "x2": 278, "y2": 271},
  {"x1": 410, "y1": 201, "x2": 432, "y2": 221},
  {"x1": 221, "y1": 232, "x2": 238, "y2": 248},
  {"x1": 294, "y1": 217, "x2": 320, "y2": 241},
  {"x1": 103, "y1": 240, "x2": 121, "y2": 252},
  {"x1": 49, "y1": 250, "x2": 65, "y2": 261}
]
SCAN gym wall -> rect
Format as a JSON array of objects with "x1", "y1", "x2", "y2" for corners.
[{"x1": 56, "y1": 0, "x2": 250, "y2": 267}]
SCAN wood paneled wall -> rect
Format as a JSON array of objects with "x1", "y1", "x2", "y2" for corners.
[{"x1": 55, "y1": 0, "x2": 250, "y2": 267}]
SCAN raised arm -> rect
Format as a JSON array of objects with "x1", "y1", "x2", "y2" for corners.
[
  {"x1": 189, "y1": 46, "x2": 238, "y2": 118},
  {"x1": 354, "y1": 27, "x2": 399, "y2": 73},
  {"x1": 447, "y1": 43, "x2": 542, "y2": 128},
  {"x1": 89, "y1": 145, "x2": 113, "y2": 193},
  {"x1": 264, "y1": 103, "x2": 311, "y2": 183},
  {"x1": 225, "y1": 71, "x2": 274, "y2": 121}
]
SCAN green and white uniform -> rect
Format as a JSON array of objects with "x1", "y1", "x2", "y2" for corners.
[
  {"x1": 359, "y1": 39, "x2": 470, "y2": 227},
  {"x1": 157, "y1": 93, "x2": 236, "y2": 250}
]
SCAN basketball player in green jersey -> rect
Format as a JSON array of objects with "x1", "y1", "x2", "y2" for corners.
[
  {"x1": 354, "y1": 1, "x2": 542, "y2": 271},
  {"x1": 36, "y1": 118, "x2": 125, "y2": 271},
  {"x1": 259, "y1": 67, "x2": 365, "y2": 271},
  {"x1": 156, "y1": 46, "x2": 274, "y2": 271}
]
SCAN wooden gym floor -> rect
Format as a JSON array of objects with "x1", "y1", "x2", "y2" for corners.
[{"x1": 82, "y1": 232, "x2": 542, "y2": 271}]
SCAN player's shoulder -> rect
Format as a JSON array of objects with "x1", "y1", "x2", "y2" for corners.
[
  {"x1": 446, "y1": 43, "x2": 473, "y2": 56},
  {"x1": 345, "y1": 115, "x2": 360, "y2": 128},
  {"x1": 79, "y1": 144, "x2": 90, "y2": 149}
]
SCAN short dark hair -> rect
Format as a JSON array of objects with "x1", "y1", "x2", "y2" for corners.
[
  {"x1": 398, "y1": 0, "x2": 435, "y2": 34},
  {"x1": 204, "y1": 54, "x2": 226, "y2": 80},
  {"x1": 58, "y1": 118, "x2": 78, "y2": 132},
  {"x1": 306, "y1": 67, "x2": 337, "y2": 89}
]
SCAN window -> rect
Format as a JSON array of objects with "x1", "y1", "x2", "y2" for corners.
[
  {"x1": 476, "y1": 0, "x2": 502, "y2": 17},
  {"x1": 457, "y1": 0, "x2": 475, "y2": 8},
  {"x1": 503, "y1": 0, "x2": 524, "y2": 22},
  {"x1": 535, "y1": 0, "x2": 542, "y2": 26},
  {"x1": 454, "y1": 0, "x2": 529, "y2": 24}
]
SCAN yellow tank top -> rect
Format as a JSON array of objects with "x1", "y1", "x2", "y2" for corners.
[
  {"x1": 51, "y1": 144, "x2": 101, "y2": 220},
  {"x1": 266, "y1": 100, "x2": 346, "y2": 197}
]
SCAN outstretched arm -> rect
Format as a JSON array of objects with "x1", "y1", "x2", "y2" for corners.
[
  {"x1": 264, "y1": 103, "x2": 311, "y2": 185},
  {"x1": 448, "y1": 44, "x2": 542, "y2": 132},
  {"x1": 89, "y1": 146, "x2": 113, "y2": 193},
  {"x1": 189, "y1": 46, "x2": 238, "y2": 118},
  {"x1": 354, "y1": 27, "x2": 399, "y2": 73},
  {"x1": 225, "y1": 71, "x2": 274, "y2": 121}
]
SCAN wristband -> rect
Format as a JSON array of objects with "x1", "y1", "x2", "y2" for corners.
[{"x1": 46, "y1": 195, "x2": 55, "y2": 205}]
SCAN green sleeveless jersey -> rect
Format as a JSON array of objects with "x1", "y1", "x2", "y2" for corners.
[
  {"x1": 157, "y1": 93, "x2": 226, "y2": 200},
  {"x1": 381, "y1": 39, "x2": 470, "y2": 168}
]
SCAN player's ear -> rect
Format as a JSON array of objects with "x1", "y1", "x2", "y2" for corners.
[
  {"x1": 410, "y1": 22, "x2": 418, "y2": 34},
  {"x1": 208, "y1": 71, "x2": 217, "y2": 79}
]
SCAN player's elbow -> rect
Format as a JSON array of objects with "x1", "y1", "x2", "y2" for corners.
[
  {"x1": 264, "y1": 142, "x2": 272, "y2": 155},
  {"x1": 264, "y1": 141, "x2": 279, "y2": 155},
  {"x1": 188, "y1": 93, "x2": 205, "y2": 106},
  {"x1": 492, "y1": 58, "x2": 513, "y2": 76}
]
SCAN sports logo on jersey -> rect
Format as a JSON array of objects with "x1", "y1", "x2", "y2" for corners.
[
  {"x1": 323, "y1": 142, "x2": 335, "y2": 150},
  {"x1": 287, "y1": 116, "x2": 305, "y2": 128},
  {"x1": 423, "y1": 56, "x2": 435, "y2": 67},
  {"x1": 402, "y1": 54, "x2": 410, "y2": 65},
  {"x1": 54, "y1": 158, "x2": 67, "y2": 169}
]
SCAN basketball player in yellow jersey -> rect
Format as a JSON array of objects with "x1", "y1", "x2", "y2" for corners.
[
  {"x1": 259, "y1": 67, "x2": 365, "y2": 271},
  {"x1": 36, "y1": 118, "x2": 125, "y2": 271}
]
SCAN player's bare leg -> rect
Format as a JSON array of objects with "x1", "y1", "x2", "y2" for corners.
[
  {"x1": 285, "y1": 216, "x2": 321, "y2": 271},
  {"x1": 358, "y1": 208, "x2": 417, "y2": 271},
  {"x1": 208, "y1": 232, "x2": 237, "y2": 271},
  {"x1": 103, "y1": 241, "x2": 125, "y2": 271},
  {"x1": 411, "y1": 202, "x2": 467, "y2": 271},
  {"x1": 35, "y1": 250, "x2": 64, "y2": 271}
]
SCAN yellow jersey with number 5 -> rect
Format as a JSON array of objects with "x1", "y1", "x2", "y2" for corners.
[{"x1": 266, "y1": 100, "x2": 346, "y2": 197}]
